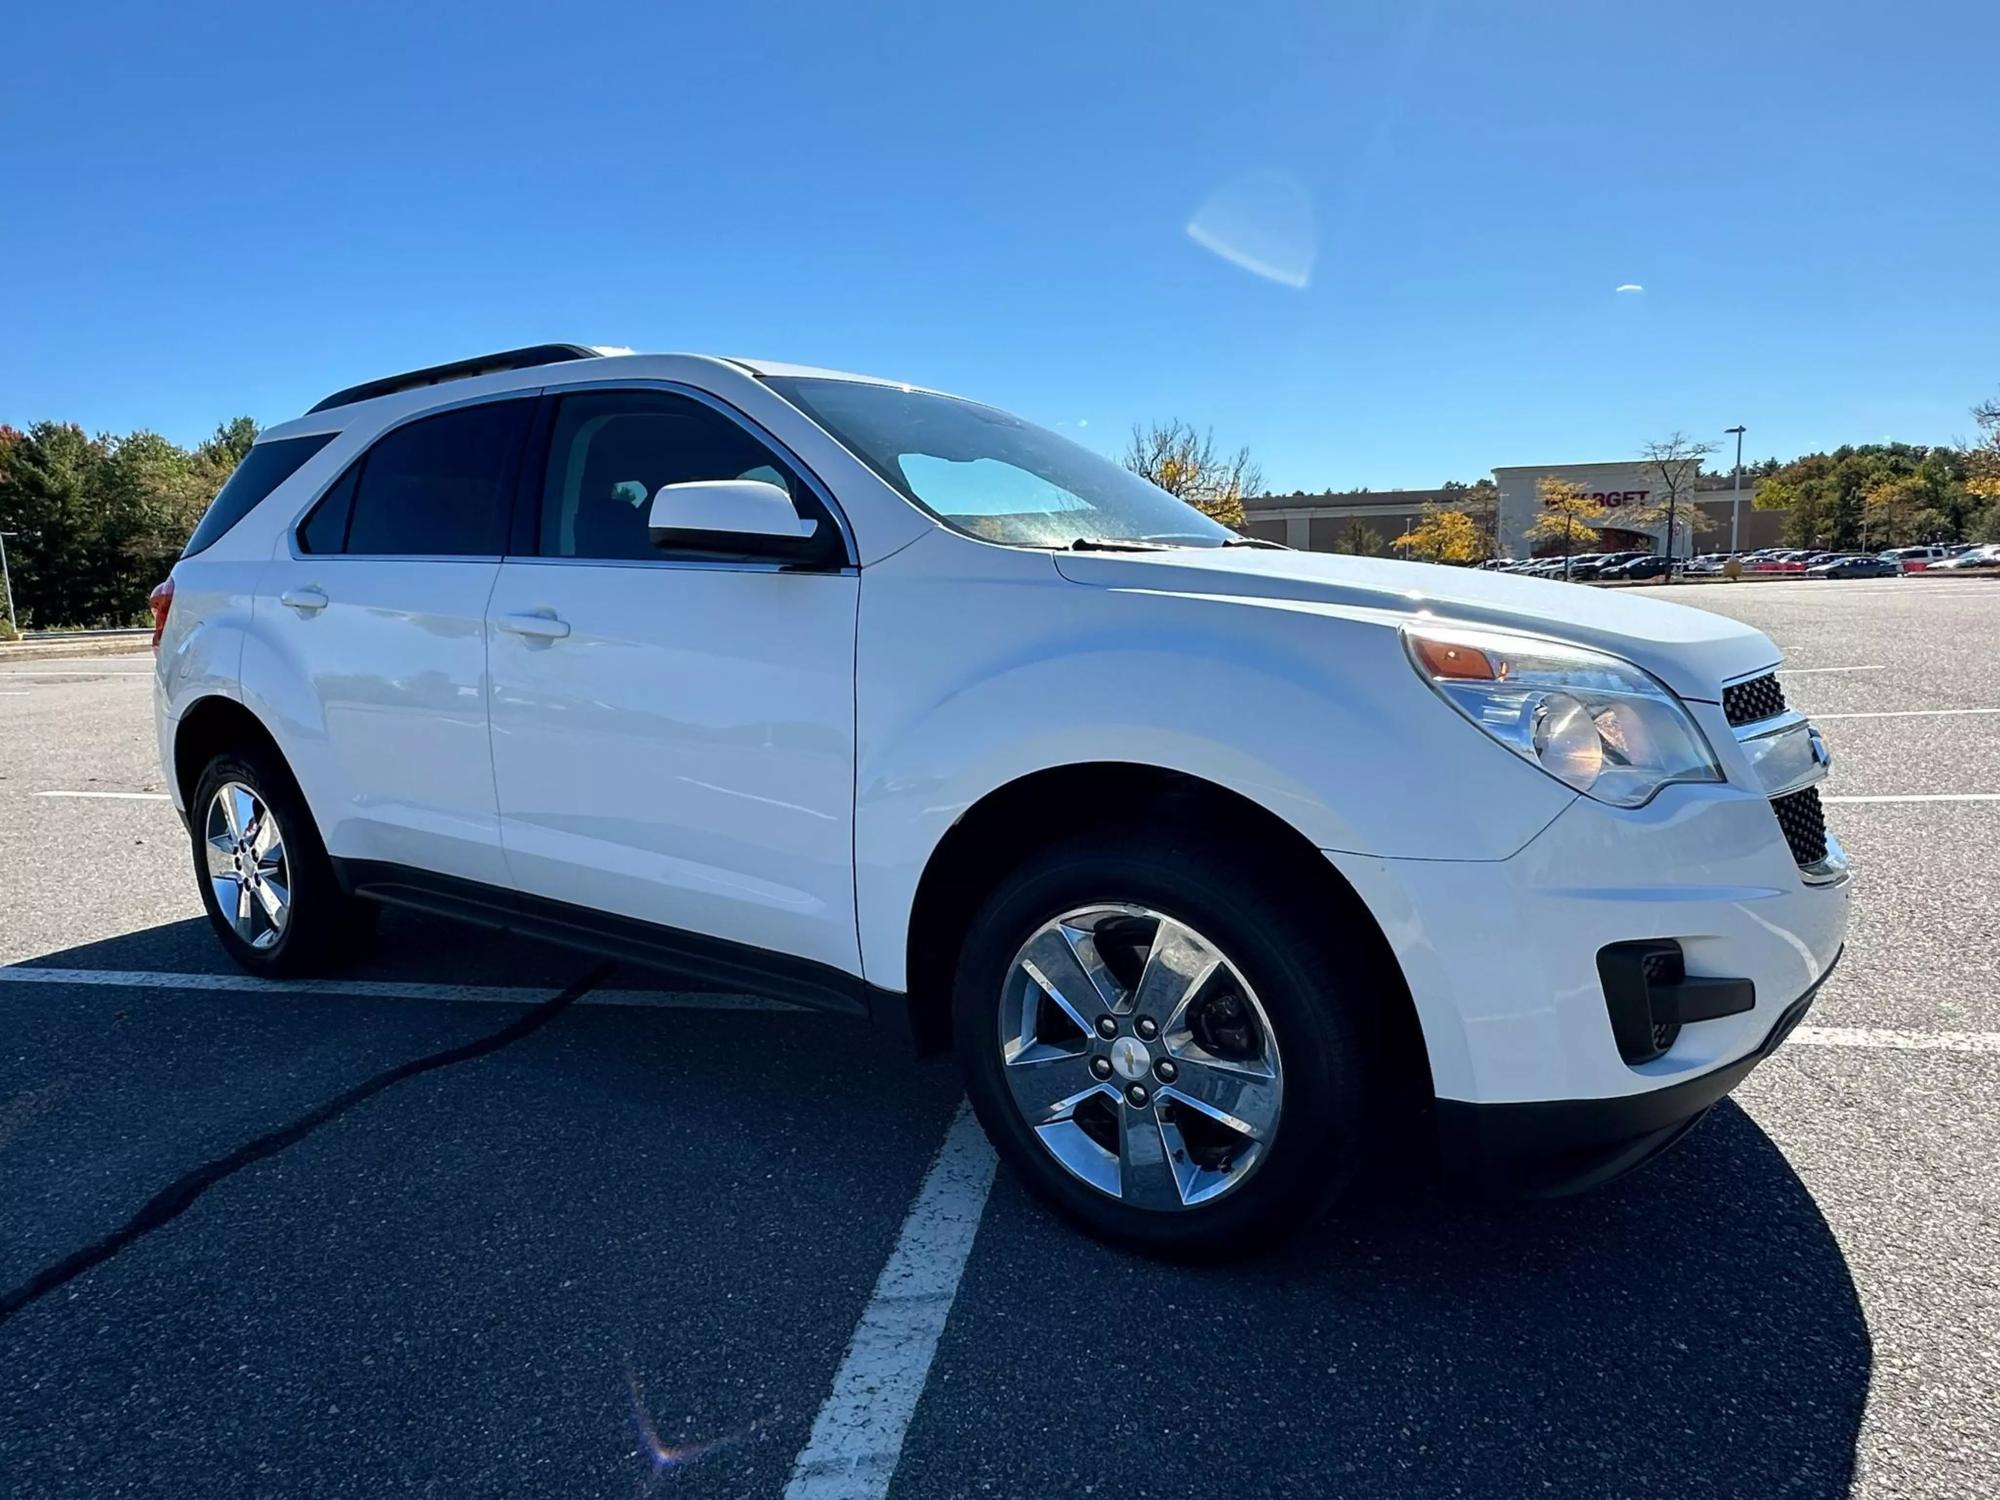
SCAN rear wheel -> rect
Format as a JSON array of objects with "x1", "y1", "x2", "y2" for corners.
[
  {"x1": 952, "y1": 831, "x2": 1382, "y2": 1258},
  {"x1": 190, "y1": 746, "x2": 372, "y2": 977}
]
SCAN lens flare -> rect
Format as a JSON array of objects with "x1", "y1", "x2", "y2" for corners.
[
  {"x1": 1185, "y1": 169, "x2": 1317, "y2": 289},
  {"x1": 626, "y1": 1359, "x2": 773, "y2": 1483}
]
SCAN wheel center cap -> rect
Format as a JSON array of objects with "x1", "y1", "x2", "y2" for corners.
[{"x1": 1109, "y1": 1036, "x2": 1151, "y2": 1082}]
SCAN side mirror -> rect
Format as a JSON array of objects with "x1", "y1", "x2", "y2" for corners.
[{"x1": 647, "y1": 480, "x2": 827, "y2": 563}]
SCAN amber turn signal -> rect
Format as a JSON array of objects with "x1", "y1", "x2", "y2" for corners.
[{"x1": 1412, "y1": 637, "x2": 1498, "y2": 680}]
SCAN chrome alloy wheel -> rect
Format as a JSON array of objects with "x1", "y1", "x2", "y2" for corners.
[
  {"x1": 203, "y1": 781, "x2": 290, "y2": 951},
  {"x1": 999, "y1": 904, "x2": 1283, "y2": 1210}
]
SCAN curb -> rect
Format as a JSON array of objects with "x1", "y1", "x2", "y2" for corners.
[{"x1": 0, "y1": 637, "x2": 154, "y2": 663}]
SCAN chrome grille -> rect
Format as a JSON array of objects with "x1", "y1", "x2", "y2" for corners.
[
  {"x1": 1724, "y1": 673, "x2": 1787, "y2": 727},
  {"x1": 1771, "y1": 785, "x2": 1829, "y2": 867}
]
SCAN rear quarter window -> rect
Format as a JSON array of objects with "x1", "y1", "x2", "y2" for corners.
[{"x1": 180, "y1": 433, "x2": 336, "y2": 558}]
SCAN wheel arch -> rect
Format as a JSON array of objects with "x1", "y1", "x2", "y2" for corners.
[
  {"x1": 899, "y1": 762, "x2": 1435, "y2": 1110},
  {"x1": 172, "y1": 694, "x2": 296, "y2": 815}
]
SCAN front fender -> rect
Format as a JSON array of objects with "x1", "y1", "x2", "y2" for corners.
[{"x1": 853, "y1": 536, "x2": 1575, "y2": 990}]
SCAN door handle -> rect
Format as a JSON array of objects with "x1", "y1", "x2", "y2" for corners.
[
  {"x1": 280, "y1": 587, "x2": 328, "y2": 614},
  {"x1": 496, "y1": 611, "x2": 571, "y2": 640}
]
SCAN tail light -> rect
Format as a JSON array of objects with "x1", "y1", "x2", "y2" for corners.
[{"x1": 149, "y1": 578, "x2": 175, "y2": 652}]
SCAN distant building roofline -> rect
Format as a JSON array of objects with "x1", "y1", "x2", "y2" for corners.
[{"x1": 1242, "y1": 485, "x2": 1491, "y2": 513}]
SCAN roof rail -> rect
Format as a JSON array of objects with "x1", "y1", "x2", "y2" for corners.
[{"x1": 306, "y1": 344, "x2": 604, "y2": 414}]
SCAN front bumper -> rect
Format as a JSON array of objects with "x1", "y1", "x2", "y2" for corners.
[
  {"x1": 1330, "y1": 783, "x2": 1850, "y2": 1106},
  {"x1": 1434, "y1": 951, "x2": 1836, "y2": 1196}
]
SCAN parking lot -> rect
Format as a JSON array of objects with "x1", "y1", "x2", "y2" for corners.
[{"x1": 1, "y1": 576, "x2": 1995, "y2": 1499}]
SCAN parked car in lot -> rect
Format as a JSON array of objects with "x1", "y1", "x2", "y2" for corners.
[
  {"x1": 1932, "y1": 544, "x2": 2000, "y2": 571},
  {"x1": 1529, "y1": 556, "x2": 1598, "y2": 578},
  {"x1": 150, "y1": 344, "x2": 1851, "y2": 1255},
  {"x1": 1878, "y1": 545, "x2": 1951, "y2": 572},
  {"x1": 1566, "y1": 550, "x2": 1649, "y2": 581},
  {"x1": 1806, "y1": 554, "x2": 1899, "y2": 579},
  {"x1": 1760, "y1": 550, "x2": 1819, "y2": 573},
  {"x1": 1602, "y1": 554, "x2": 1681, "y2": 581}
]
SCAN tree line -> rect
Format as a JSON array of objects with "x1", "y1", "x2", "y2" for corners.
[
  {"x1": 0, "y1": 418, "x2": 259, "y2": 635},
  {"x1": 1750, "y1": 407, "x2": 2000, "y2": 549},
  {"x1": 4, "y1": 397, "x2": 1996, "y2": 634}
]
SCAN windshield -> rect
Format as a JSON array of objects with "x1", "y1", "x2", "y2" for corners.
[{"x1": 764, "y1": 376, "x2": 1235, "y2": 549}]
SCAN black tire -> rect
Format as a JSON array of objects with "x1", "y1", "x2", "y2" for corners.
[
  {"x1": 189, "y1": 743, "x2": 374, "y2": 977},
  {"x1": 952, "y1": 829, "x2": 1386, "y2": 1260}
]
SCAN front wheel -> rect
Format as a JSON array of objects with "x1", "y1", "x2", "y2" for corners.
[
  {"x1": 190, "y1": 746, "x2": 373, "y2": 977},
  {"x1": 952, "y1": 832, "x2": 1383, "y2": 1259}
]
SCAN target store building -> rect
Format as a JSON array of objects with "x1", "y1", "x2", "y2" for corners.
[{"x1": 1240, "y1": 461, "x2": 1785, "y2": 558}]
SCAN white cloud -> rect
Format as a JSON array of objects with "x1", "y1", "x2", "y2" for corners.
[{"x1": 1615, "y1": 283, "x2": 1645, "y2": 294}]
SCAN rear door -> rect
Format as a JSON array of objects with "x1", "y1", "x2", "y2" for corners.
[
  {"x1": 484, "y1": 385, "x2": 862, "y2": 986},
  {"x1": 250, "y1": 397, "x2": 533, "y2": 887}
]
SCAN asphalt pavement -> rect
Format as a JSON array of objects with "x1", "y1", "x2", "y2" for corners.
[{"x1": 1, "y1": 576, "x2": 1995, "y2": 1498}]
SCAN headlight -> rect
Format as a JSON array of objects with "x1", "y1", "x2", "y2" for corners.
[{"x1": 1404, "y1": 625, "x2": 1722, "y2": 807}]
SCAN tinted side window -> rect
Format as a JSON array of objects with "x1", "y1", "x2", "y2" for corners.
[
  {"x1": 297, "y1": 464, "x2": 358, "y2": 554},
  {"x1": 181, "y1": 433, "x2": 335, "y2": 558},
  {"x1": 343, "y1": 399, "x2": 532, "y2": 557},
  {"x1": 538, "y1": 391, "x2": 810, "y2": 561}
]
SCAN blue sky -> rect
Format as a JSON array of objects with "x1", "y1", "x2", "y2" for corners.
[{"x1": 3, "y1": 0, "x2": 1994, "y2": 491}]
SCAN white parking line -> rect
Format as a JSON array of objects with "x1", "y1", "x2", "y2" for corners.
[
  {"x1": 0, "y1": 966, "x2": 793, "y2": 1010},
  {"x1": 1813, "y1": 707, "x2": 2000, "y2": 720},
  {"x1": 785, "y1": 1102, "x2": 996, "y2": 1500},
  {"x1": 32, "y1": 790, "x2": 172, "y2": 801},
  {"x1": 1791, "y1": 1026, "x2": 2000, "y2": 1055},
  {"x1": 1820, "y1": 793, "x2": 2000, "y2": 804},
  {"x1": 0, "y1": 667, "x2": 153, "y2": 676}
]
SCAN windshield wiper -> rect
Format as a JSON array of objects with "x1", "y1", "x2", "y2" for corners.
[
  {"x1": 1220, "y1": 536, "x2": 1286, "y2": 549},
  {"x1": 1066, "y1": 537, "x2": 1172, "y2": 552}
]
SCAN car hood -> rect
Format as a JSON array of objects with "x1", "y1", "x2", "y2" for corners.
[{"x1": 1052, "y1": 547, "x2": 1777, "y2": 700}]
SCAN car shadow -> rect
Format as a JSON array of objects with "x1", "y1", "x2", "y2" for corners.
[
  {"x1": 1285, "y1": 1103, "x2": 1870, "y2": 1495},
  {"x1": 0, "y1": 912, "x2": 967, "y2": 1498},
  {"x1": 4, "y1": 916, "x2": 1872, "y2": 1498},
  {"x1": 903, "y1": 1096, "x2": 1873, "y2": 1498}
]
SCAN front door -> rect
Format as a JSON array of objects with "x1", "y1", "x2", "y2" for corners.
[{"x1": 485, "y1": 386, "x2": 862, "y2": 983}]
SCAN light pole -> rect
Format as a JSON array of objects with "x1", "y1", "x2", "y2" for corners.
[
  {"x1": 1724, "y1": 425, "x2": 1746, "y2": 553},
  {"x1": 0, "y1": 531, "x2": 17, "y2": 637}
]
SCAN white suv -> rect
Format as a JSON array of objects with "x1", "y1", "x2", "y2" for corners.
[{"x1": 153, "y1": 345, "x2": 1850, "y2": 1255}]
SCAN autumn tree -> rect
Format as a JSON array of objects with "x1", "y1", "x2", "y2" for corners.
[
  {"x1": 1754, "y1": 476, "x2": 1820, "y2": 548},
  {"x1": 1524, "y1": 476, "x2": 1607, "y2": 575},
  {"x1": 1463, "y1": 478, "x2": 1500, "y2": 555},
  {"x1": 1123, "y1": 419, "x2": 1262, "y2": 528},
  {"x1": 1630, "y1": 432, "x2": 1716, "y2": 563},
  {"x1": 1961, "y1": 396, "x2": 2000, "y2": 540},
  {"x1": 1864, "y1": 474, "x2": 1927, "y2": 547},
  {"x1": 1333, "y1": 520, "x2": 1384, "y2": 556},
  {"x1": 1393, "y1": 504, "x2": 1483, "y2": 564}
]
